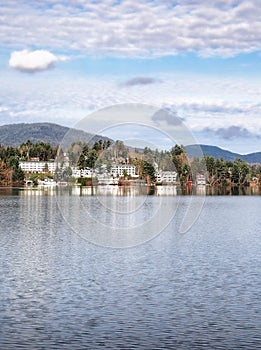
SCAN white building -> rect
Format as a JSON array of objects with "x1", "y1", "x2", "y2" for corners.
[
  {"x1": 60, "y1": 153, "x2": 70, "y2": 169},
  {"x1": 156, "y1": 171, "x2": 178, "y2": 183},
  {"x1": 196, "y1": 174, "x2": 206, "y2": 185},
  {"x1": 71, "y1": 167, "x2": 94, "y2": 178},
  {"x1": 19, "y1": 160, "x2": 57, "y2": 174},
  {"x1": 110, "y1": 164, "x2": 138, "y2": 178},
  {"x1": 97, "y1": 173, "x2": 118, "y2": 185}
]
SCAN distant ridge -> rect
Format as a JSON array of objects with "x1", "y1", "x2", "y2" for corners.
[
  {"x1": 0, "y1": 123, "x2": 260, "y2": 164},
  {"x1": 0, "y1": 122, "x2": 111, "y2": 148},
  {"x1": 186, "y1": 144, "x2": 261, "y2": 164}
]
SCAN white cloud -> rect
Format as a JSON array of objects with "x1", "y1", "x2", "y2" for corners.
[
  {"x1": 1, "y1": 70, "x2": 260, "y2": 132},
  {"x1": 0, "y1": 0, "x2": 260, "y2": 58},
  {"x1": 8, "y1": 49, "x2": 69, "y2": 72},
  {"x1": 0, "y1": 106, "x2": 9, "y2": 113}
]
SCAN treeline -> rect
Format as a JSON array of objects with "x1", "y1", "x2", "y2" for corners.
[
  {"x1": 0, "y1": 138, "x2": 260, "y2": 187},
  {"x1": 194, "y1": 155, "x2": 261, "y2": 186},
  {"x1": 68, "y1": 140, "x2": 158, "y2": 183},
  {"x1": 169, "y1": 145, "x2": 260, "y2": 186},
  {"x1": 0, "y1": 140, "x2": 58, "y2": 162},
  {"x1": 0, "y1": 141, "x2": 58, "y2": 185},
  {"x1": 73, "y1": 141, "x2": 261, "y2": 186},
  {"x1": 68, "y1": 139, "x2": 112, "y2": 168}
]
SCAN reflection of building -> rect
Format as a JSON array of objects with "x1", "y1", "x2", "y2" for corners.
[
  {"x1": 156, "y1": 171, "x2": 177, "y2": 183},
  {"x1": 110, "y1": 164, "x2": 138, "y2": 178},
  {"x1": 196, "y1": 184, "x2": 206, "y2": 195},
  {"x1": 20, "y1": 160, "x2": 57, "y2": 174},
  {"x1": 156, "y1": 185, "x2": 177, "y2": 196}
]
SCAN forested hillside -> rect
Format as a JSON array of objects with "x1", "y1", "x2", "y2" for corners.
[{"x1": 0, "y1": 122, "x2": 110, "y2": 147}]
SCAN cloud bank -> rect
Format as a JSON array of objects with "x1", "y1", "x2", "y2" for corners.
[
  {"x1": 1, "y1": 0, "x2": 260, "y2": 58},
  {"x1": 9, "y1": 50, "x2": 68, "y2": 72}
]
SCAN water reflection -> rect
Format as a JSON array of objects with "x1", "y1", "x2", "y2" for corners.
[
  {"x1": 0, "y1": 194, "x2": 260, "y2": 349},
  {"x1": 56, "y1": 192, "x2": 179, "y2": 248},
  {"x1": 60, "y1": 185, "x2": 178, "y2": 197},
  {"x1": 195, "y1": 185, "x2": 206, "y2": 196},
  {"x1": 0, "y1": 184, "x2": 260, "y2": 197},
  {"x1": 206, "y1": 185, "x2": 261, "y2": 196},
  {"x1": 60, "y1": 184, "x2": 261, "y2": 197},
  {"x1": 155, "y1": 186, "x2": 177, "y2": 196}
]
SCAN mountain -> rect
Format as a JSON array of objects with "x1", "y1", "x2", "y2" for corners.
[
  {"x1": 242, "y1": 152, "x2": 261, "y2": 164},
  {"x1": 186, "y1": 144, "x2": 261, "y2": 164},
  {"x1": 0, "y1": 123, "x2": 260, "y2": 163},
  {"x1": 0, "y1": 122, "x2": 111, "y2": 148}
]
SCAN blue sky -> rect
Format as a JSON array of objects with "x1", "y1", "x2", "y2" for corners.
[{"x1": 0, "y1": 0, "x2": 260, "y2": 153}]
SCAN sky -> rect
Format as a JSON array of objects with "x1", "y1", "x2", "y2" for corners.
[{"x1": 0, "y1": 0, "x2": 260, "y2": 154}]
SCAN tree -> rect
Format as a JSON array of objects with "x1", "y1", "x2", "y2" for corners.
[
  {"x1": 102, "y1": 140, "x2": 111, "y2": 150},
  {"x1": 112, "y1": 140, "x2": 128, "y2": 159},
  {"x1": 0, "y1": 161, "x2": 6, "y2": 182},
  {"x1": 20, "y1": 139, "x2": 32, "y2": 159},
  {"x1": 12, "y1": 167, "x2": 24, "y2": 182},
  {"x1": 92, "y1": 141, "x2": 101, "y2": 152},
  {"x1": 142, "y1": 161, "x2": 156, "y2": 183},
  {"x1": 7, "y1": 156, "x2": 19, "y2": 170},
  {"x1": 77, "y1": 153, "x2": 87, "y2": 169},
  {"x1": 204, "y1": 155, "x2": 216, "y2": 184},
  {"x1": 190, "y1": 157, "x2": 206, "y2": 182},
  {"x1": 171, "y1": 145, "x2": 188, "y2": 185},
  {"x1": 86, "y1": 150, "x2": 98, "y2": 168},
  {"x1": 62, "y1": 167, "x2": 72, "y2": 181},
  {"x1": 171, "y1": 145, "x2": 185, "y2": 156},
  {"x1": 231, "y1": 158, "x2": 250, "y2": 185},
  {"x1": 215, "y1": 158, "x2": 228, "y2": 185},
  {"x1": 6, "y1": 146, "x2": 18, "y2": 158},
  {"x1": 181, "y1": 163, "x2": 191, "y2": 183}
]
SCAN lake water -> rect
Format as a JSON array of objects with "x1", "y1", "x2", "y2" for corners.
[{"x1": 0, "y1": 187, "x2": 260, "y2": 349}]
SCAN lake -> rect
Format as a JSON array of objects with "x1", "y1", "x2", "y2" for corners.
[{"x1": 0, "y1": 187, "x2": 260, "y2": 349}]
